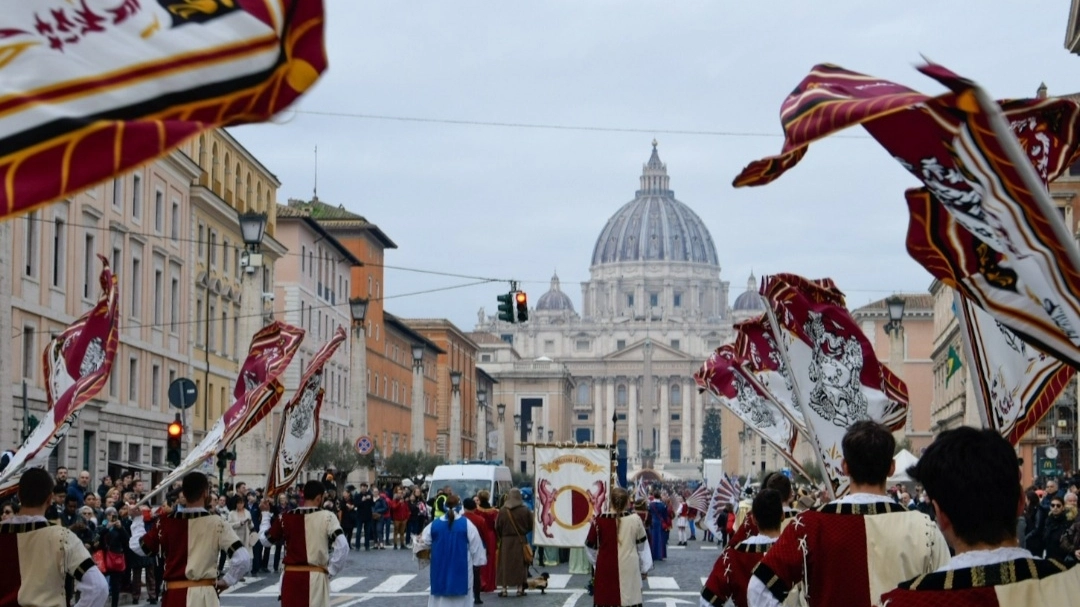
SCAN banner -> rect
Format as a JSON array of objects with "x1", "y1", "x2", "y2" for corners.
[
  {"x1": 684, "y1": 484, "x2": 709, "y2": 514},
  {"x1": 954, "y1": 292, "x2": 1074, "y2": 445},
  {"x1": 533, "y1": 447, "x2": 611, "y2": 547},
  {"x1": 704, "y1": 475, "x2": 741, "y2": 536},
  {"x1": 0, "y1": 256, "x2": 119, "y2": 496},
  {"x1": 735, "y1": 314, "x2": 806, "y2": 429},
  {"x1": 0, "y1": 0, "x2": 327, "y2": 215},
  {"x1": 760, "y1": 274, "x2": 908, "y2": 499},
  {"x1": 142, "y1": 320, "x2": 304, "y2": 504},
  {"x1": 265, "y1": 327, "x2": 346, "y2": 497}
]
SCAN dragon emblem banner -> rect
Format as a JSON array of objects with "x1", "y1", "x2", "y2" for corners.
[
  {"x1": 760, "y1": 274, "x2": 908, "y2": 499},
  {"x1": 265, "y1": 327, "x2": 346, "y2": 496},
  {"x1": 954, "y1": 292, "x2": 1074, "y2": 445},
  {"x1": 0, "y1": 256, "x2": 119, "y2": 497},
  {"x1": 533, "y1": 447, "x2": 610, "y2": 547},
  {"x1": 142, "y1": 320, "x2": 303, "y2": 504},
  {"x1": 0, "y1": 0, "x2": 326, "y2": 216},
  {"x1": 735, "y1": 62, "x2": 1080, "y2": 372}
]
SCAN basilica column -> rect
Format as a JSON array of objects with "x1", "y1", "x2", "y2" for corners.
[
  {"x1": 628, "y1": 380, "x2": 638, "y2": 462},
  {"x1": 593, "y1": 379, "x2": 603, "y2": 442},
  {"x1": 659, "y1": 377, "x2": 670, "y2": 463},
  {"x1": 694, "y1": 389, "x2": 705, "y2": 462},
  {"x1": 681, "y1": 378, "x2": 692, "y2": 463},
  {"x1": 605, "y1": 380, "x2": 616, "y2": 442}
]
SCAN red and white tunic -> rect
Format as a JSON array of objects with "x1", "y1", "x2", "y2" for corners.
[
  {"x1": 728, "y1": 509, "x2": 797, "y2": 547},
  {"x1": 747, "y1": 496, "x2": 949, "y2": 607},
  {"x1": 700, "y1": 535, "x2": 775, "y2": 607},
  {"x1": 260, "y1": 507, "x2": 348, "y2": 607},
  {"x1": 880, "y1": 547, "x2": 1080, "y2": 606},
  {"x1": 0, "y1": 516, "x2": 109, "y2": 607},
  {"x1": 585, "y1": 511, "x2": 652, "y2": 607},
  {"x1": 130, "y1": 509, "x2": 250, "y2": 607}
]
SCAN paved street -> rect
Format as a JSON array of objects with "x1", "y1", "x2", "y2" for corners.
[{"x1": 221, "y1": 539, "x2": 723, "y2": 607}]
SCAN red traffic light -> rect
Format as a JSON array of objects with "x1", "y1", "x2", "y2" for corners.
[{"x1": 168, "y1": 422, "x2": 182, "y2": 437}]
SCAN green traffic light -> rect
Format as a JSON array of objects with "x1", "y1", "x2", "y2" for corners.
[{"x1": 497, "y1": 292, "x2": 515, "y2": 323}]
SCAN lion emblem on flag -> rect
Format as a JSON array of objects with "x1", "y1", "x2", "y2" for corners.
[{"x1": 804, "y1": 312, "x2": 869, "y2": 428}]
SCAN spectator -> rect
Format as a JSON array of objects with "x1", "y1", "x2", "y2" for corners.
[
  {"x1": 99, "y1": 507, "x2": 130, "y2": 607},
  {"x1": 372, "y1": 488, "x2": 389, "y2": 550},
  {"x1": 1042, "y1": 496, "x2": 1072, "y2": 561},
  {"x1": 355, "y1": 483, "x2": 374, "y2": 550},
  {"x1": 391, "y1": 487, "x2": 410, "y2": 550},
  {"x1": 55, "y1": 466, "x2": 69, "y2": 486},
  {"x1": 97, "y1": 475, "x2": 112, "y2": 501},
  {"x1": 340, "y1": 491, "x2": 357, "y2": 548},
  {"x1": 59, "y1": 495, "x2": 80, "y2": 528},
  {"x1": 68, "y1": 470, "x2": 92, "y2": 507},
  {"x1": 127, "y1": 505, "x2": 157, "y2": 605}
]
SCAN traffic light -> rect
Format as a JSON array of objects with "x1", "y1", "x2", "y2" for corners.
[
  {"x1": 166, "y1": 415, "x2": 182, "y2": 467},
  {"x1": 497, "y1": 292, "x2": 515, "y2": 323},
  {"x1": 515, "y1": 291, "x2": 529, "y2": 323}
]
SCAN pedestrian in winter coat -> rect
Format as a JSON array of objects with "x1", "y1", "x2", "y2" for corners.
[
  {"x1": 494, "y1": 489, "x2": 532, "y2": 596},
  {"x1": 1042, "y1": 497, "x2": 1072, "y2": 561}
]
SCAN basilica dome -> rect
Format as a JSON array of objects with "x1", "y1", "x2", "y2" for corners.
[
  {"x1": 536, "y1": 273, "x2": 575, "y2": 312},
  {"x1": 732, "y1": 273, "x2": 765, "y2": 312},
  {"x1": 591, "y1": 142, "x2": 720, "y2": 268}
]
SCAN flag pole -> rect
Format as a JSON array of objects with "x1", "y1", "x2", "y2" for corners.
[
  {"x1": 952, "y1": 291, "x2": 990, "y2": 430},
  {"x1": 610, "y1": 410, "x2": 618, "y2": 506}
]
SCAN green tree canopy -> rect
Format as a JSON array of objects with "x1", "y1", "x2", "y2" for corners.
[
  {"x1": 304, "y1": 439, "x2": 374, "y2": 489},
  {"x1": 381, "y1": 451, "x2": 446, "y2": 481},
  {"x1": 701, "y1": 407, "x2": 722, "y2": 460}
]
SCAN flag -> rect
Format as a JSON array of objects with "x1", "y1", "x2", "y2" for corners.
[
  {"x1": 265, "y1": 326, "x2": 346, "y2": 497},
  {"x1": 633, "y1": 481, "x2": 647, "y2": 502},
  {"x1": 0, "y1": 0, "x2": 327, "y2": 216},
  {"x1": 760, "y1": 274, "x2": 908, "y2": 499},
  {"x1": 954, "y1": 293, "x2": 1074, "y2": 444},
  {"x1": 142, "y1": 320, "x2": 304, "y2": 504},
  {"x1": 736, "y1": 62, "x2": 1080, "y2": 370},
  {"x1": 734, "y1": 314, "x2": 806, "y2": 429},
  {"x1": 684, "y1": 484, "x2": 709, "y2": 515},
  {"x1": 704, "y1": 475, "x2": 741, "y2": 536},
  {"x1": 945, "y1": 345, "x2": 963, "y2": 386},
  {"x1": 0, "y1": 256, "x2": 119, "y2": 495}
]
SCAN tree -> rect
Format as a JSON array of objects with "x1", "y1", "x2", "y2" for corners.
[
  {"x1": 795, "y1": 458, "x2": 823, "y2": 485},
  {"x1": 700, "y1": 408, "x2": 722, "y2": 460},
  {"x1": 894, "y1": 436, "x2": 912, "y2": 455},
  {"x1": 512, "y1": 471, "x2": 533, "y2": 488},
  {"x1": 304, "y1": 439, "x2": 374, "y2": 489},
  {"x1": 382, "y1": 451, "x2": 446, "y2": 481}
]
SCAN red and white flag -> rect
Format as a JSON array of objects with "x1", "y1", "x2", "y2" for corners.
[
  {"x1": 142, "y1": 320, "x2": 304, "y2": 504},
  {"x1": 265, "y1": 327, "x2": 346, "y2": 497},
  {"x1": 704, "y1": 475, "x2": 741, "y2": 536},
  {"x1": 0, "y1": 0, "x2": 327, "y2": 216},
  {"x1": 0, "y1": 256, "x2": 120, "y2": 495},
  {"x1": 684, "y1": 484, "x2": 709, "y2": 515},
  {"x1": 760, "y1": 274, "x2": 908, "y2": 499},
  {"x1": 735, "y1": 314, "x2": 805, "y2": 430}
]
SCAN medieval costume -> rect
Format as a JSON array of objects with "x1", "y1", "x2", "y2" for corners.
[
  {"x1": 747, "y1": 495, "x2": 949, "y2": 607},
  {"x1": 880, "y1": 547, "x2": 1080, "y2": 606},
  {"x1": 414, "y1": 512, "x2": 487, "y2": 607},
  {"x1": 462, "y1": 505, "x2": 491, "y2": 603},
  {"x1": 474, "y1": 502, "x2": 499, "y2": 592},
  {"x1": 130, "y1": 509, "x2": 251, "y2": 607},
  {"x1": 700, "y1": 535, "x2": 776, "y2": 607},
  {"x1": 647, "y1": 498, "x2": 668, "y2": 562},
  {"x1": 568, "y1": 547, "x2": 592, "y2": 574},
  {"x1": 494, "y1": 490, "x2": 532, "y2": 596},
  {"x1": 0, "y1": 515, "x2": 109, "y2": 607},
  {"x1": 729, "y1": 508, "x2": 798, "y2": 547},
  {"x1": 585, "y1": 511, "x2": 652, "y2": 607},
  {"x1": 259, "y1": 507, "x2": 349, "y2": 607}
]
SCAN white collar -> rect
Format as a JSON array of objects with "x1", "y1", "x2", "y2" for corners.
[
  {"x1": 832, "y1": 493, "x2": 892, "y2": 505},
  {"x1": 937, "y1": 547, "x2": 1033, "y2": 572},
  {"x1": 741, "y1": 534, "x2": 779, "y2": 545},
  {"x1": 6, "y1": 514, "x2": 47, "y2": 524}
]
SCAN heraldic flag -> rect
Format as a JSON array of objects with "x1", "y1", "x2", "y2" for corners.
[
  {"x1": 735, "y1": 62, "x2": 1080, "y2": 372},
  {"x1": 0, "y1": 0, "x2": 327, "y2": 215},
  {"x1": 143, "y1": 320, "x2": 304, "y2": 504},
  {"x1": 0, "y1": 256, "x2": 120, "y2": 496},
  {"x1": 704, "y1": 474, "x2": 741, "y2": 536},
  {"x1": 533, "y1": 447, "x2": 610, "y2": 547},
  {"x1": 734, "y1": 314, "x2": 805, "y2": 429},
  {"x1": 694, "y1": 345, "x2": 806, "y2": 478},
  {"x1": 759, "y1": 274, "x2": 908, "y2": 498},
  {"x1": 266, "y1": 326, "x2": 346, "y2": 497}
]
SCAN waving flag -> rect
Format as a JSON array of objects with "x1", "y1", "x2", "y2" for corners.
[
  {"x1": 0, "y1": 256, "x2": 119, "y2": 495},
  {"x1": 684, "y1": 484, "x2": 709, "y2": 515},
  {"x1": 736, "y1": 62, "x2": 1080, "y2": 371},
  {"x1": 142, "y1": 320, "x2": 304, "y2": 504},
  {"x1": 704, "y1": 475, "x2": 741, "y2": 535},
  {"x1": 735, "y1": 315, "x2": 805, "y2": 429},
  {"x1": 954, "y1": 293, "x2": 1074, "y2": 445},
  {"x1": 760, "y1": 274, "x2": 908, "y2": 499},
  {"x1": 266, "y1": 327, "x2": 346, "y2": 496},
  {"x1": 0, "y1": 0, "x2": 327, "y2": 216}
]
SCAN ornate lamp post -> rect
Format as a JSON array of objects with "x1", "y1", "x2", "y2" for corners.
[
  {"x1": 449, "y1": 371, "x2": 463, "y2": 462},
  {"x1": 233, "y1": 210, "x2": 267, "y2": 481},
  {"x1": 477, "y1": 388, "x2": 488, "y2": 460},
  {"x1": 884, "y1": 295, "x2": 908, "y2": 433},
  {"x1": 411, "y1": 344, "x2": 425, "y2": 452},
  {"x1": 497, "y1": 403, "x2": 506, "y2": 463},
  {"x1": 349, "y1": 297, "x2": 369, "y2": 483}
]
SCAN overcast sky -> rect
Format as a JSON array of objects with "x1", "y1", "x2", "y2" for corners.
[{"x1": 231, "y1": 0, "x2": 1080, "y2": 331}]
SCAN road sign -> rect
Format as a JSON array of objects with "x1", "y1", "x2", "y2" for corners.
[
  {"x1": 168, "y1": 378, "x2": 198, "y2": 409},
  {"x1": 355, "y1": 435, "x2": 374, "y2": 455}
]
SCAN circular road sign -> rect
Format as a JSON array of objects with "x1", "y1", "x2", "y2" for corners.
[
  {"x1": 168, "y1": 378, "x2": 198, "y2": 409},
  {"x1": 355, "y1": 435, "x2": 374, "y2": 455}
]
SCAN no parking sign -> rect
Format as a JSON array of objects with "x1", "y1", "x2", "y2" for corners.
[{"x1": 355, "y1": 435, "x2": 374, "y2": 455}]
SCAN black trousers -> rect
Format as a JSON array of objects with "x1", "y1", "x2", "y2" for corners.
[{"x1": 473, "y1": 566, "x2": 482, "y2": 603}]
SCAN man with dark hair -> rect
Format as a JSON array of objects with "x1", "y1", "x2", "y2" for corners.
[
  {"x1": 0, "y1": 468, "x2": 109, "y2": 607},
  {"x1": 259, "y1": 480, "x2": 348, "y2": 607},
  {"x1": 701, "y1": 488, "x2": 784, "y2": 607},
  {"x1": 729, "y1": 472, "x2": 797, "y2": 546},
  {"x1": 129, "y1": 472, "x2": 250, "y2": 607},
  {"x1": 748, "y1": 421, "x2": 949, "y2": 607},
  {"x1": 881, "y1": 427, "x2": 1080, "y2": 606}
]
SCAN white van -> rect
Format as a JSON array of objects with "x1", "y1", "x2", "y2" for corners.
[{"x1": 426, "y1": 464, "x2": 513, "y2": 504}]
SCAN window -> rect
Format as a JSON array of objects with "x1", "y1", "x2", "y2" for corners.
[
  {"x1": 617, "y1": 384, "x2": 627, "y2": 406},
  {"x1": 671, "y1": 413, "x2": 681, "y2": 420},
  {"x1": 301, "y1": 246, "x2": 306, "y2": 272},
  {"x1": 197, "y1": 223, "x2": 205, "y2": 259},
  {"x1": 195, "y1": 296, "x2": 204, "y2": 346},
  {"x1": 626, "y1": 293, "x2": 634, "y2": 307},
  {"x1": 577, "y1": 414, "x2": 590, "y2": 421},
  {"x1": 21, "y1": 326, "x2": 35, "y2": 379},
  {"x1": 24, "y1": 211, "x2": 38, "y2": 277},
  {"x1": 170, "y1": 277, "x2": 179, "y2": 331},
  {"x1": 109, "y1": 363, "x2": 118, "y2": 397},
  {"x1": 128, "y1": 357, "x2": 138, "y2": 402},
  {"x1": 222, "y1": 239, "x2": 230, "y2": 276},
  {"x1": 111, "y1": 246, "x2": 121, "y2": 282},
  {"x1": 83, "y1": 234, "x2": 94, "y2": 298},
  {"x1": 154, "y1": 190, "x2": 163, "y2": 232},
  {"x1": 51, "y1": 218, "x2": 65, "y2": 287},
  {"x1": 576, "y1": 428, "x2": 593, "y2": 443},
  {"x1": 544, "y1": 340, "x2": 555, "y2": 353},
  {"x1": 128, "y1": 443, "x2": 141, "y2": 465},
  {"x1": 221, "y1": 310, "x2": 229, "y2": 358},
  {"x1": 577, "y1": 383, "x2": 589, "y2": 405},
  {"x1": 112, "y1": 178, "x2": 123, "y2": 209},
  {"x1": 151, "y1": 364, "x2": 161, "y2": 408},
  {"x1": 575, "y1": 339, "x2": 590, "y2": 351},
  {"x1": 208, "y1": 230, "x2": 217, "y2": 266},
  {"x1": 500, "y1": 334, "x2": 513, "y2": 344},
  {"x1": 616, "y1": 339, "x2": 626, "y2": 350},
  {"x1": 674, "y1": 292, "x2": 682, "y2": 307},
  {"x1": 232, "y1": 313, "x2": 239, "y2": 357},
  {"x1": 170, "y1": 201, "x2": 179, "y2": 240},
  {"x1": 130, "y1": 258, "x2": 141, "y2": 317},
  {"x1": 670, "y1": 439, "x2": 682, "y2": 462},
  {"x1": 153, "y1": 270, "x2": 163, "y2": 324},
  {"x1": 670, "y1": 339, "x2": 680, "y2": 350},
  {"x1": 480, "y1": 354, "x2": 491, "y2": 362},
  {"x1": 617, "y1": 413, "x2": 627, "y2": 421},
  {"x1": 649, "y1": 293, "x2": 659, "y2": 307},
  {"x1": 131, "y1": 174, "x2": 142, "y2": 220},
  {"x1": 208, "y1": 301, "x2": 216, "y2": 350}
]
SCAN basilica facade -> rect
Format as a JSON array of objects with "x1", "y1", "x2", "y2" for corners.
[{"x1": 475, "y1": 143, "x2": 764, "y2": 475}]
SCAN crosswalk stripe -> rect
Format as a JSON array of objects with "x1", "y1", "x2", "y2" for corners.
[
  {"x1": 369, "y1": 574, "x2": 416, "y2": 593},
  {"x1": 329, "y1": 577, "x2": 366, "y2": 592},
  {"x1": 669, "y1": 545, "x2": 686, "y2": 550},
  {"x1": 257, "y1": 583, "x2": 280, "y2": 595},
  {"x1": 700, "y1": 545, "x2": 718, "y2": 550},
  {"x1": 546, "y1": 574, "x2": 573, "y2": 589},
  {"x1": 647, "y1": 576, "x2": 680, "y2": 590}
]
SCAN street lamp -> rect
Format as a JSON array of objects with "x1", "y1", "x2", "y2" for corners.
[
  {"x1": 548, "y1": 430, "x2": 554, "y2": 442},
  {"x1": 412, "y1": 345, "x2": 424, "y2": 367},
  {"x1": 450, "y1": 371, "x2": 462, "y2": 393},
  {"x1": 497, "y1": 403, "x2": 506, "y2": 420},
  {"x1": 349, "y1": 297, "x2": 370, "y2": 483},
  {"x1": 513, "y1": 413, "x2": 521, "y2": 430},
  {"x1": 884, "y1": 295, "x2": 906, "y2": 337},
  {"x1": 237, "y1": 211, "x2": 268, "y2": 252},
  {"x1": 476, "y1": 389, "x2": 488, "y2": 461},
  {"x1": 233, "y1": 209, "x2": 267, "y2": 480},
  {"x1": 410, "y1": 344, "x2": 425, "y2": 452},
  {"x1": 449, "y1": 371, "x2": 463, "y2": 461}
]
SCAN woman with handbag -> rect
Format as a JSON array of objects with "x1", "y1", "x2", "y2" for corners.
[
  {"x1": 99, "y1": 507, "x2": 130, "y2": 607},
  {"x1": 494, "y1": 488, "x2": 532, "y2": 597}
]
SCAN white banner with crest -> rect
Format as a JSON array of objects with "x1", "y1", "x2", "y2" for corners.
[{"x1": 532, "y1": 447, "x2": 611, "y2": 547}]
